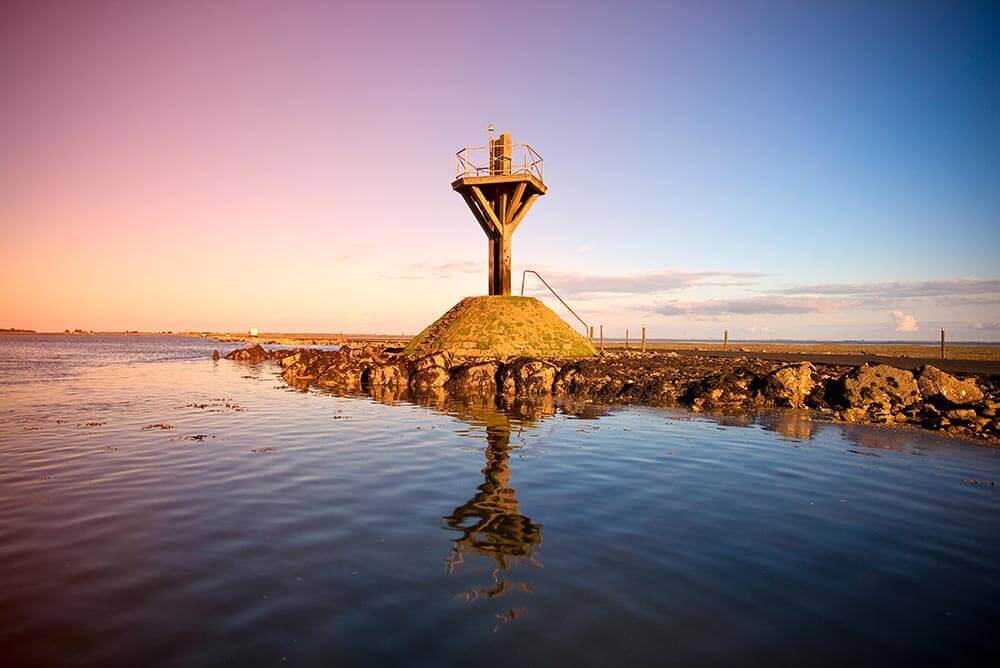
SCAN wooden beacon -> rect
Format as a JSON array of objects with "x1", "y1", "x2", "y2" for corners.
[{"x1": 452, "y1": 128, "x2": 546, "y2": 296}]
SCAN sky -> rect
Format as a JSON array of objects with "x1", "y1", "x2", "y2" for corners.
[{"x1": 1, "y1": 0, "x2": 998, "y2": 340}]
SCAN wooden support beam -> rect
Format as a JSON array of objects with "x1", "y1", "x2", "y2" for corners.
[
  {"x1": 507, "y1": 193, "x2": 539, "y2": 234},
  {"x1": 461, "y1": 191, "x2": 494, "y2": 239},
  {"x1": 470, "y1": 186, "x2": 502, "y2": 235},
  {"x1": 488, "y1": 236, "x2": 498, "y2": 295},
  {"x1": 504, "y1": 182, "x2": 526, "y2": 225},
  {"x1": 500, "y1": 229, "x2": 512, "y2": 295},
  {"x1": 498, "y1": 190, "x2": 508, "y2": 235}
]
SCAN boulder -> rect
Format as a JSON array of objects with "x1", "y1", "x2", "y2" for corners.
[
  {"x1": 945, "y1": 408, "x2": 978, "y2": 423},
  {"x1": 916, "y1": 365, "x2": 984, "y2": 406},
  {"x1": 501, "y1": 358, "x2": 558, "y2": 396},
  {"x1": 762, "y1": 362, "x2": 816, "y2": 408},
  {"x1": 280, "y1": 349, "x2": 332, "y2": 381},
  {"x1": 841, "y1": 407, "x2": 869, "y2": 423},
  {"x1": 446, "y1": 362, "x2": 500, "y2": 395},
  {"x1": 683, "y1": 369, "x2": 761, "y2": 410},
  {"x1": 225, "y1": 344, "x2": 270, "y2": 362},
  {"x1": 554, "y1": 362, "x2": 618, "y2": 398},
  {"x1": 211, "y1": 350, "x2": 220, "y2": 361},
  {"x1": 340, "y1": 344, "x2": 386, "y2": 364},
  {"x1": 314, "y1": 353, "x2": 368, "y2": 391},
  {"x1": 279, "y1": 350, "x2": 307, "y2": 368},
  {"x1": 840, "y1": 364, "x2": 920, "y2": 411},
  {"x1": 367, "y1": 362, "x2": 409, "y2": 388},
  {"x1": 408, "y1": 352, "x2": 451, "y2": 392}
]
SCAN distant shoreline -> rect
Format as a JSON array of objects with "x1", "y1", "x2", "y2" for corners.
[{"x1": 3, "y1": 330, "x2": 1000, "y2": 366}]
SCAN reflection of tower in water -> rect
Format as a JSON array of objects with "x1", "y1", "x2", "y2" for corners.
[{"x1": 442, "y1": 403, "x2": 543, "y2": 603}]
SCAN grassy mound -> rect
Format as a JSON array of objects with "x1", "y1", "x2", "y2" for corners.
[{"x1": 403, "y1": 296, "x2": 596, "y2": 359}]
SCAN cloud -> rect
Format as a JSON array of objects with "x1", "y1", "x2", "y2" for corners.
[
  {"x1": 526, "y1": 269, "x2": 764, "y2": 298},
  {"x1": 388, "y1": 260, "x2": 479, "y2": 280},
  {"x1": 971, "y1": 320, "x2": 1000, "y2": 331},
  {"x1": 780, "y1": 278, "x2": 1000, "y2": 299},
  {"x1": 891, "y1": 310, "x2": 919, "y2": 332},
  {"x1": 652, "y1": 295, "x2": 858, "y2": 316}
]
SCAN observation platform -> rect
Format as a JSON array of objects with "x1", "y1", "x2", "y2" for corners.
[{"x1": 452, "y1": 133, "x2": 547, "y2": 296}]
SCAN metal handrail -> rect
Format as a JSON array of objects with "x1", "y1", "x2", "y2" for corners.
[
  {"x1": 520, "y1": 270, "x2": 589, "y2": 336},
  {"x1": 456, "y1": 144, "x2": 544, "y2": 182}
]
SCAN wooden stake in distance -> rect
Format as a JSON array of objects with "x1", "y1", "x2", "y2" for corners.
[
  {"x1": 941, "y1": 328, "x2": 945, "y2": 359},
  {"x1": 641, "y1": 324, "x2": 647, "y2": 353},
  {"x1": 724, "y1": 329, "x2": 728, "y2": 352},
  {"x1": 589, "y1": 325, "x2": 594, "y2": 342},
  {"x1": 626, "y1": 328, "x2": 629, "y2": 349},
  {"x1": 600, "y1": 324, "x2": 604, "y2": 354}
]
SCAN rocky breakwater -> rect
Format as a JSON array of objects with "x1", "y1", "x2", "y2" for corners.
[{"x1": 224, "y1": 344, "x2": 1000, "y2": 445}]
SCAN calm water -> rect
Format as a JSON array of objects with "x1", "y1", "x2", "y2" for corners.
[{"x1": 2, "y1": 335, "x2": 999, "y2": 666}]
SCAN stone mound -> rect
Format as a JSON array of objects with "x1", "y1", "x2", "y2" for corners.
[{"x1": 403, "y1": 296, "x2": 596, "y2": 360}]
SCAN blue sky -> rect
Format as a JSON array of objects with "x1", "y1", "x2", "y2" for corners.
[
  {"x1": 439, "y1": 1, "x2": 1000, "y2": 340},
  {"x1": 1, "y1": 1, "x2": 997, "y2": 338}
]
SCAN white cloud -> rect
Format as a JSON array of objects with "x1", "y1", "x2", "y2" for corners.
[
  {"x1": 652, "y1": 295, "x2": 859, "y2": 316},
  {"x1": 526, "y1": 269, "x2": 764, "y2": 298},
  {"x1": 971, "y1": 320, "x2": 1000, "y2": 331},
  {"x1": 388, "y1": 260, "x2": 479, "y2": 280},
  {"x1": 891, "y1": 310, "x2": 919, "y2": 332},
  {"x1": 781, "y1": 278, "x2": 1000, "y2": 299}
]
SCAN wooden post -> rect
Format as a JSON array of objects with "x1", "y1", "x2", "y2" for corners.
[
  {"x1": 641, "y1": 324, "x2": 647, "y2": 353},
  {"x1": 941, "y1": 328, "x2": 945, "y2": 359},
  {"x1": 724, "y1": 329, "x2": 728, "y2": 352},
  {"x1": 625, "y1": 328, "x2": 629, "y2": 349},
  {"x1": 589, "y1": 325, "x2": 594, "y2": 341},
  {"x1": 488, "y1": 235, "x2": 497, "y2": 295},
  {"x1": 600, "y1": 325, "x2": 604, "y2": 354},
  {"x1": 500, "y1": 230, "x2": 512, "y2": 296}
]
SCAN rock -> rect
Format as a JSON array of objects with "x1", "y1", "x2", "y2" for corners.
[
  {"x1": 945, "y1": 408, "x2": 978, "y2": 423},
  {"x1": 683, "y1": 369, "x2": 761, "y2": 409},
  {"x1": 279, "y1": 350, "x2": 306, "y2": 368},
  {"x1": 225, "y1": 344, "x2": 270, "y2": 362},
  {"x1": 314, "y1": 353, "x2": 368, "y2": 391},
  {"x1": 280, "y1": 349, "x2": 331, "y2": 380},
  {"x1": 367, "y1": 362, "x2": 408, "y2": 388},
  {"x1": 408, "y1": 352, "x2": 452, "y2": 392},
  {"x1": 554, "y1": 362, "x2": 616, "y2": 399},
  {"x1": 211, "y1": 350, "x2": 220, "y2": 360},
  {"x1": 446, "y1": 362, "x2": 500, "y2": 395},
  {"x1": 762, "y1": 362, "x2": 816, "y2": 408},
  {"x1": 842, "y1": 407, "x2": 868, "y2": 422},
  {"x1": 840, "y1": 364, "x2": 920, "y2": 412},
  {"x1": 340, "y1": 344, "x2": 386, "y2": 363},
  {"x1": 501, "y1": 358, "x2": 558, "y2": 396},
  {"x1": 916, "y1": 365, "x2": 984, "y2": 406}
]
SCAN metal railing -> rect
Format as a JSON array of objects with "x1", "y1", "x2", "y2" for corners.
[
  {"x1": 456, "y1": 144, "x2": 544, "y2": 181},
  {"x1": 520, "y1": 270, "x2": 589, "y2": 336}
]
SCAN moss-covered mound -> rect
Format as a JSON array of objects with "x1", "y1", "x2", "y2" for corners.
[{"x1": 403, "y1": 296, "x2": 596, "y2": 359}]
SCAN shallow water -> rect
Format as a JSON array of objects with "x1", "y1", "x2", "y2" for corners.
[{"x1": 1, "y1": 335, "x2": 999, "y2": 666}]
